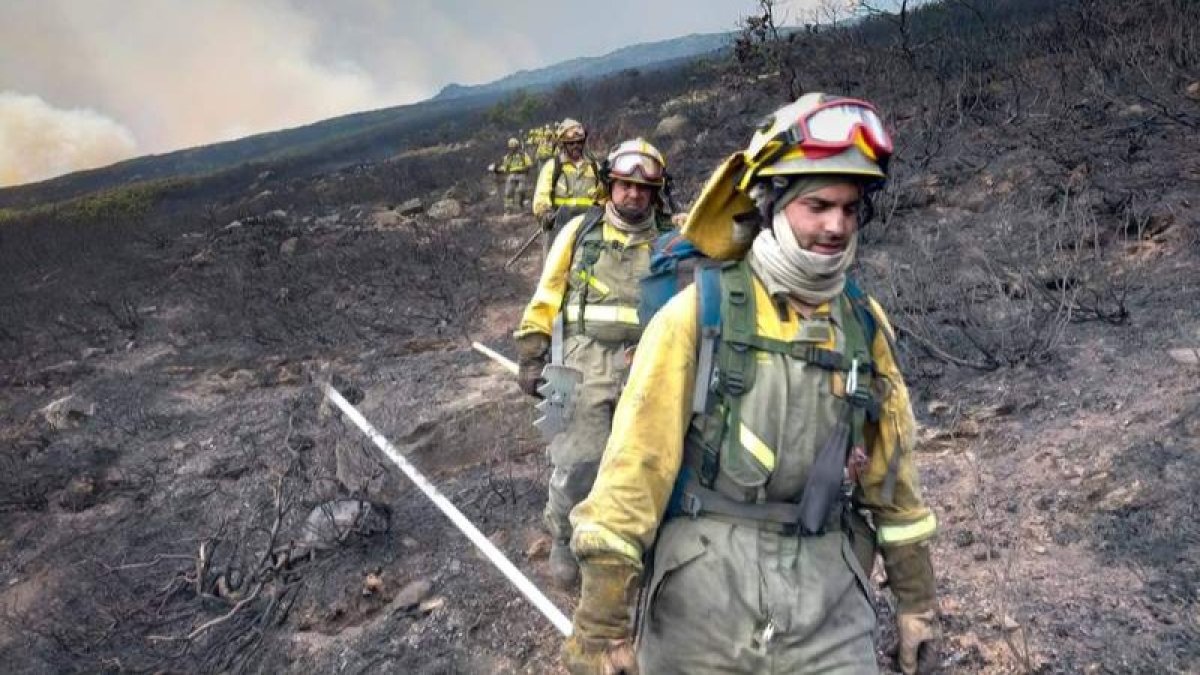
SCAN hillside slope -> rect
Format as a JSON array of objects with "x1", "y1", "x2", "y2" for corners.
[
  {"x1": 432, "y1": 32, "x2": 731, "y2": 100},
  {"x1": 1, "y1": 1, "x2": 1198, "y2": 673}
]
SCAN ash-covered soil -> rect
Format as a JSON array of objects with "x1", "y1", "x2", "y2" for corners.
[
  {"x1": 2, "y1": 169, "x2": 1197, "y2": 674},
  {"x1": 3, "y1": 2, "x2": 1200, "y2": 670}
]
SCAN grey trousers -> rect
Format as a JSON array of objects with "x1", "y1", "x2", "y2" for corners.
[
  {"x1": 637, "y1": 517, "x2": 879, "y2": 674},
  {"x1": 542, "y1": 335, "x2": 626, "y2": 541}
]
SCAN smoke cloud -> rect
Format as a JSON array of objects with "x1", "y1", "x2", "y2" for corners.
[
  {"x1": 0, "y1": 0, "x2": 746, "y2": 187},
  {"x1": 0, "y1": 92, "x2": 137, "y2": 187}
]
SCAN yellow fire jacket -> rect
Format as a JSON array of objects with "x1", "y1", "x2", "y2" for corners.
[
  {"x1": 499, "y1": 151, "x2": 533, "y2": 174},
  {"x1": 513, "y1": 212, "x2": 651, "y2": 339},
  {"x1": 532, "y1": 155, "x2": 602, "y2": 219},
  {"x1": 570, "y1": 275, "x2": 938, "y2": 568}
]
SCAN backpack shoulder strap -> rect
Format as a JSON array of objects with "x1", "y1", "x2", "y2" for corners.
[
  {"x1": 653, "y1": 211, "x2": 675, "y2": 234},
  {"x1": 843, "y1": 276, "x2": 878, "y2": 350},
  {"x1": 549, "y1": 157, "x2": 563, "y2": 206},
  {"x1": 571, "y1": 206, "x2": 606, "y2": 249},
  {"x1": 718, "y1": 262, "x2": 757, "y2": 397},
  {"x1": 692, "y1": 264, "x2": 723, "y2": 414}
]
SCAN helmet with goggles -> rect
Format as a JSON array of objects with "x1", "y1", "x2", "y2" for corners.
[
  {"x1": 738, "y1": 92, "x2": 891, "y2": 192},
  {"x1": 557, "y1": 118, "x2": 587, "y2": 143},
  {"x1": 681, "y1": 93, "x2": 895, "y2": 260},
  {"x1": 602, "y1": 138, "x2": 667, "y2": 189}
]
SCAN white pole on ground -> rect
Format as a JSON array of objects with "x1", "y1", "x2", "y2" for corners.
[
  {"x1": 322, "y1": 383, "x2": 572, "y2": 636},
  {"x1": 471, "y1": 341, "x2": 519, "y2": 375}
]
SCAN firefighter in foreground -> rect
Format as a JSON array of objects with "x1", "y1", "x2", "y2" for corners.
[
  {"x1": 494, "y1": 137, "x2": 534, "y2": 214},
  {"x1": 514, "y1": 140, "x2": 674, "y2": 587},
  {"x1": 532, "y1": 118, "x2": 603, "y2": 256},
  {"x1": 562, "y1": 94, "x2": 940, "y2": 674}
]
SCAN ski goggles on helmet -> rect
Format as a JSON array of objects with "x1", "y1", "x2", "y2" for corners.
[
  {"x1": 559, "y1": 126, "x2": 586, "y2": 143},
  {"x1": 787, "y1": 98, "x2": 892, "y2": 157},
  {"x1": 608, "y1": 151, "x2": 665, "y2": 184}
]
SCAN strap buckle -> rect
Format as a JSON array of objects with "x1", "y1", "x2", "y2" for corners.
[
  {"x1": 681, "y1": 492, "x2": 703, "y2": 519},
  {"x1": 845, "y1": 358, "x2": 875, "y2": 411}
]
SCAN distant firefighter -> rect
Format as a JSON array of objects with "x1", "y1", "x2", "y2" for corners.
[
  {"x1": 494, "y1": 137, "x2": 533, "y2": 214},
  {"x1": 514, "y1": 139, "x2": 675, "y2": 591},
  {"x1": 532, "y1": 118, "x2": 604, "y2": 258},
  {"x1": 528, "y1": 123, "x2": 557, "y2": 169}
]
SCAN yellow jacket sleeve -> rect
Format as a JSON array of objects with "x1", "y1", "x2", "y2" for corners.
[
  {"x1": 532, "y1": 160, "x2": 556, "y2": 218},
  {"x1": 570, "y1": 286, "x2": 699, "y2": 568},
  {"x1": 513, "y1": 215, "x2": 586, "y2": 338},
  {"x1": 859, "y1": 297, "x2": 937, "y2": 548}
]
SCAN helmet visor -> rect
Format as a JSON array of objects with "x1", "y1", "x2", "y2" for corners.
[
  {"x1": 797, "y1": 100, "x2": 893, "y2": 155},
  {"x1": 609, "y1": 151, "x2": 664, "y2": 183}
]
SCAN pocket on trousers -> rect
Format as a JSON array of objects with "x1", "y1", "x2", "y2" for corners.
[{"x1": 637, "y1": 532, "x2": 708, "y2": 640}]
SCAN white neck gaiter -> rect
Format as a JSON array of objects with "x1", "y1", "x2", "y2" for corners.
[
  {"x1": 747, "y1": 207, "x2": 858, "y2": 306},
  {"x1": 605, "y1": 200, "x2": 654, "y2": 235}
]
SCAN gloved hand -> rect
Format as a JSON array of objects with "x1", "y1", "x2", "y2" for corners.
[
  {"x1": 897, "y1": 610, "x2": 939, "y2": 675},
  {"x1": 515, "y1": 332, "x2": 550, "y2": 397},
  {"x1": 561, "y1": 557, "x2": 640, "y2": 675},
  {"x1": 883, "y1": 541, "x2": 939, "y2": 674}
]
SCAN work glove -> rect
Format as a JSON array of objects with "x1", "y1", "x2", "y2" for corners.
[
  {"x1": 883, "y1": 541, "x2": 940, "y2": 674},
  {"x1": 515, "y1": 332, "x2": 550, "y2": 398},
  {"x1": 561, "y1": 557, "x2": 640, "y2": 675}
]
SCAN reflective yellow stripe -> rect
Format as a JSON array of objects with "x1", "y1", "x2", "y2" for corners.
[
  {"x1": 738, "y1": 424, "x2": 776, "y2": 472},
  {"x1": 571, "y1": 523, "x2": 644, "y2": 568},
  {"x1": 565, "y1": 304, "x2": 640, "y2": 326},
  {"x1": 556, "y1": 196, "x2": 595, "y2": 207},
  {"x1": 877, "y1": 513, "x2": 938, "y2": 546},
  {"x1": 573, "y1": 270, "x2": 610, "y2": 295}
]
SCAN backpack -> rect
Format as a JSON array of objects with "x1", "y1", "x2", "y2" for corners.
[
  {"x1": 637, "y1": 235, "x2": 891, "y2": 516},
  {"x1": 643, "y1": 247, "x2": 897, "y2": 514}
]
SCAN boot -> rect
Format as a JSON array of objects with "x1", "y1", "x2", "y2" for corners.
[{"x1": 549, "y1": 540, "x2": 579, "y2": 587}]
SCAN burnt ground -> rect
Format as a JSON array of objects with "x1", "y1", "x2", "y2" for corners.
[
  {"x1": 1, "y1": 161, "x2": 1197, "y2": 674},
  {"x1": 3, "y1": 2, "x2": 1200, "y2": 671}
]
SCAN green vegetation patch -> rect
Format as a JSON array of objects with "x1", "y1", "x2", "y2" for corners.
[{"x1": 0, "y1": 177, "x2": 195, "y2": 225}]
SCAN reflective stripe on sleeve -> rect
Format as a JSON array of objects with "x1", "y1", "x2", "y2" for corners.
[
  {"x1": 565, "y1": 304, "x2": 640, "y2": 326},
  {"x1": 738, "y1": 423, "x2": 776, "y2": 472},
  {"x1": 556, "y1": 196, "x2": 595, "y2": 207},
  {"x1": 877, "y1": 512, "x2": 938, "y2": 546},
  {"x1": 571, "y1": 523, "x2": 644, "y2": 568}
]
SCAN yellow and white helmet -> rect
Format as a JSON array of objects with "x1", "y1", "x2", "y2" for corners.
[
  {"x1": 683, "y1": 92, "x2": 894, "y2": 259},
  {"x1": 603, "y1": 138, "x2": 667, "y2": 188},
  {"x1": 738, "y1": 92, "x2": 891, "y2": 190},
  {"x1": 507, "y1": 137, "x2": 520, "y2": 149},
  {"x1": 557, "y1": 118, "x2": 587, "y2": 143}
]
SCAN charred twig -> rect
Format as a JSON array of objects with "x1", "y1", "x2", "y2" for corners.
[
  {"x1": 96, "y1": 554, "x2": 194, "y2": 574},
  {"x1": 890, "y1": 316, "x2": 1000, "y2": 371},
  {"x1": 148, "y1": 582, "x2": 264, "y2": 643},
  {"x1": 255, "y1": 474, "x2": 289, "y2": 573}
]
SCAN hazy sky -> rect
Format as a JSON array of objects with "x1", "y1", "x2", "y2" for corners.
[{"x1": 0, "y1": 0, "x2": 841, "y2": 187}]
